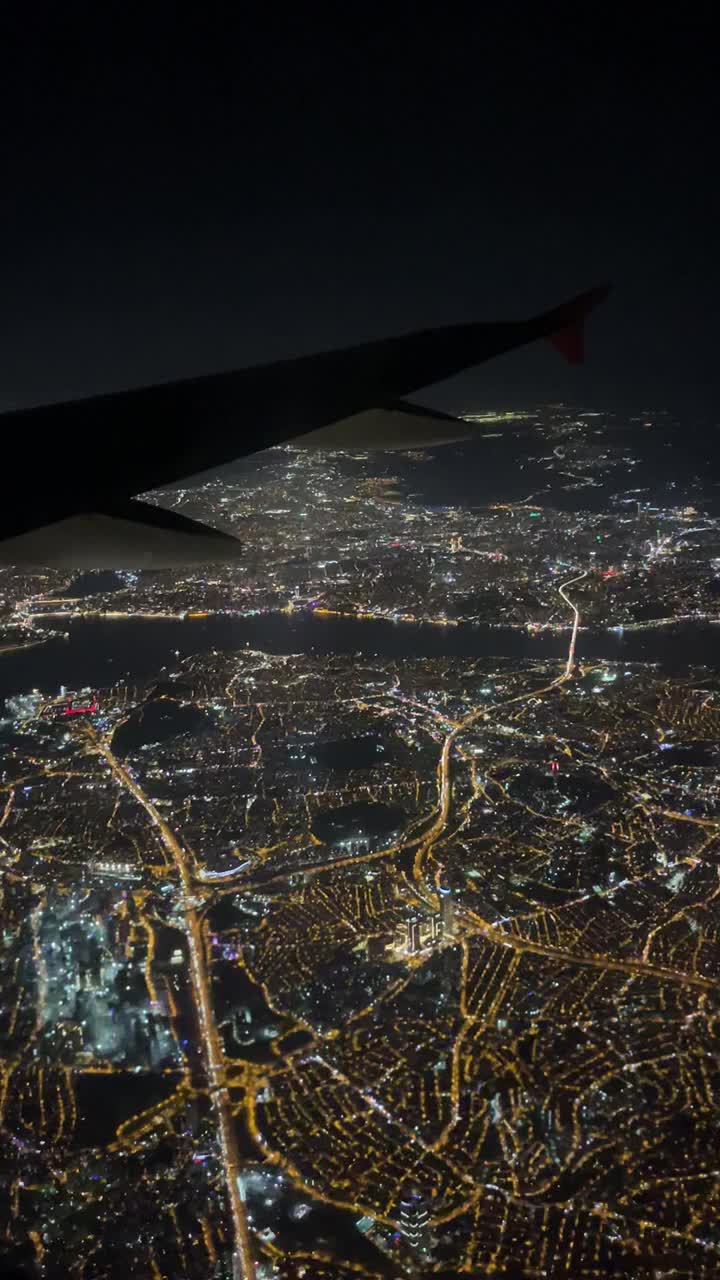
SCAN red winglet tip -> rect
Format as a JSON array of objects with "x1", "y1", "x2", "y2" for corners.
[
  {"x1": 547, "y1": 324, "x2": 585, "y2": 365},
  {"x1": 538, "y1": 282, "x2": 610, "y2": 365}
]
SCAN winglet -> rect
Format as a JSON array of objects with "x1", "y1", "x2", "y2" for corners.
[
  {"x1": 547, "y1": 324, "x2": 585, "y2": 365},
  {"x1": 537, "y1": 284, "x2": 611, "y2": 365}
]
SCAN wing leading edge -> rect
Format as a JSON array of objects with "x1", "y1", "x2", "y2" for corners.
[{"x1": 0, "y1": 284, "x2": 609, "y2": 566}]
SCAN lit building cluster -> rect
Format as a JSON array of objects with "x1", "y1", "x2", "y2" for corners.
[
  {"x1": 3, "y1": 405, "x2": 720, "y2": 641},
  {"x1": 0, "y1": 408, "x2": 719, "y2": 1277}
]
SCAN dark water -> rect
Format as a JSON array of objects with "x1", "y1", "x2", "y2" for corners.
[
  {"x1": 389, "y1": 424, "x2": 714, "y2": 515},
  {"x1": 0, "y1": 612, "x2": 718, "y2": 708}
]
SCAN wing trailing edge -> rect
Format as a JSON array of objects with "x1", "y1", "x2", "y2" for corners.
[
  {"x1": 290, "y1": 402, "x2": 471, "y2": 450},
  {"x1": 0, "y1": 501, "x2": 243, "y2": 569}
]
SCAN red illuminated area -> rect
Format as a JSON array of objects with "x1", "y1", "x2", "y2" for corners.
[{"x1": 62, "y1": 694, "x2": 98, "y2": 717}]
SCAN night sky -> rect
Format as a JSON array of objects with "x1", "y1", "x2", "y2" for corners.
[{"x1": 1, "y1": 10, "x2": 718, "y2": 418}]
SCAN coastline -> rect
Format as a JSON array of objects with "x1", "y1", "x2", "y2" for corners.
[{"x1": 20, "y1": 604, "x2": 720, "y2": 635}]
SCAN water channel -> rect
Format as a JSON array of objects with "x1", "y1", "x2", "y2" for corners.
[{"x1": 0, "y1": 611, "x2": 717, "y2": 708}]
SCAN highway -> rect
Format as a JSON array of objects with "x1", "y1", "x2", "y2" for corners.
[
  {"x1": 81, "y1": 723, "x2": 256, "y2": 1280},
  {"x1": 408, "y1": 568, "x2": 720, "y2": 996},
  {"x1": 557, "y1": 570, "x2": 587, "y2": 676},
  {"x1": 412, "y1": 615, "x2": 577, "y2": 895}
]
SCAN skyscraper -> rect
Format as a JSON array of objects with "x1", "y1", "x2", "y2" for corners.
[
  {"x1": 399, "y1": 1189, "x2": 431, "y2": 1254},
  {"x1": 406, "y1": 917, "x2": 422, "y2": 954},
  {"x1": 439, "y1": 887, "x2": 454, "y2": 938}
]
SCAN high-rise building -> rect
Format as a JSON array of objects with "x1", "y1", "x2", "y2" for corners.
[
  {"x1": 399, "y1": 1189, "x2": 431, "y2": 1254},
  {"x1": 439, "y1": 887, "x2": 454, "y2": 937},
  {"x1": 406, "y1": 917, "x2": 422, "y2": 954}
]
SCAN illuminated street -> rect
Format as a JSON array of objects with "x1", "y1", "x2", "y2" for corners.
[
  {"x1": 3, "y1": 413, "x2": 720, "y2": 1276},
  {"x1": 81, "y1": 724, "x2": 257, "y2": 1280}
]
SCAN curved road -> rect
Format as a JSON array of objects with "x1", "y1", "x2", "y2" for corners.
[{"x1": 557, "y1": 570, "x2": 587, "y2": 676}]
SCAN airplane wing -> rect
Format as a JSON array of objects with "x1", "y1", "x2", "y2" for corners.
[
  {"x1": 0, "y1": 284, "x2": 609, "y2": 567},
  {"x1": 290, "y1": 401, "x2": 473, "y2": 450}
]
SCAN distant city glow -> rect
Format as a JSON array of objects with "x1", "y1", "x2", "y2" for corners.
[{"x1": 0, "y1": 404, "x2": 716, "y2": 1278}]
